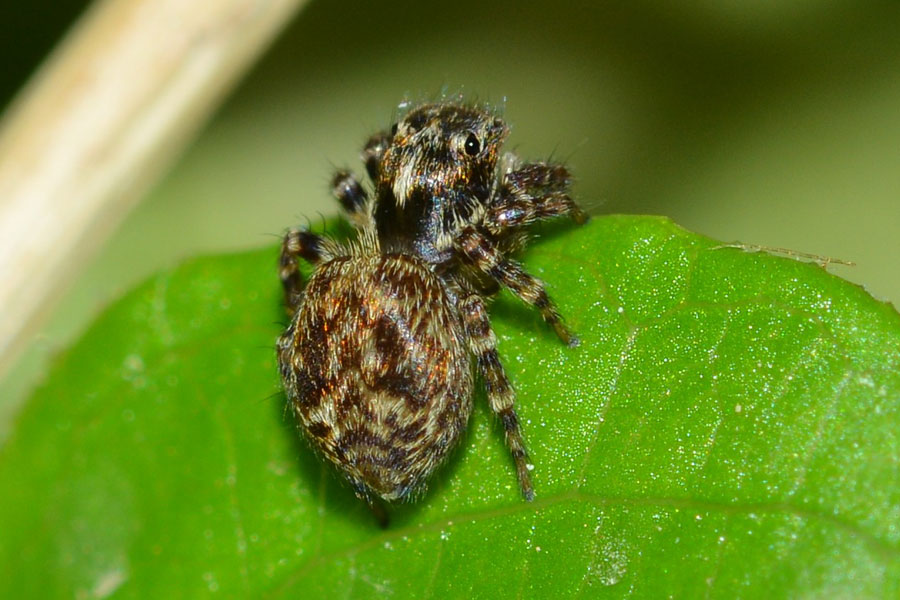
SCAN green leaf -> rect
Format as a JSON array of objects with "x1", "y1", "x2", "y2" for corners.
[{"x1": 2, "y1": 215, "x2": 899, "y2": 598}]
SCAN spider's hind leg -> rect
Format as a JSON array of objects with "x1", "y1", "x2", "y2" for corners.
[{"x1": 460, "y1": 293, "x2": 535, "y2": 501}]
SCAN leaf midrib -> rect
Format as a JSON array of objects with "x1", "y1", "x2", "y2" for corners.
[{"x1": 265, "y1": 487, "x2": 899, "y2": 598}]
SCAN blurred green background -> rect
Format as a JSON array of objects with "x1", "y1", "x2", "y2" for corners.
[{"x1": 2, "y1": 0, "x2": 899, "y2": 429}]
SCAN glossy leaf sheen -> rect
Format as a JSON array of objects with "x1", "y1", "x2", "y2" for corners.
[{"x1": 2, "y1": 216, "x2": 899, "y2": 598}]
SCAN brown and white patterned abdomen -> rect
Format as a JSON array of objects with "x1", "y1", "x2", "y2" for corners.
[{"x1": 277, "y1": 253, "x2": 473, "y2": 501}]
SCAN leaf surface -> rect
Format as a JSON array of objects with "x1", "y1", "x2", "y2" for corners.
[{"x1": 2, "y1": 215, "x2": 899, "y2": 598}]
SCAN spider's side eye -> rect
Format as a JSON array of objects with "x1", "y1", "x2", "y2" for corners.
[
  {"x1": 464, "y1": 133, "x2": 481, "y2": 156},
  {"x1": 390, "y1": 123, "x2": 398, "y2": 137}
]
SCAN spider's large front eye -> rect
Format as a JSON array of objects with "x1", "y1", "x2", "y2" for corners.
[{"x1": 464, "y1": 133, "x2": 481, "y2": 156}]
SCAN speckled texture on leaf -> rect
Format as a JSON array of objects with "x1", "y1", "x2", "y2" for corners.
[{"x1": 1, "y1": 216, "x2": 898, "y2": 598}]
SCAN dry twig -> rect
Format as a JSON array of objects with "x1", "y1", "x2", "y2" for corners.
[{"x1": 0, "y1": 0, "x2": 308, "y2": 375}]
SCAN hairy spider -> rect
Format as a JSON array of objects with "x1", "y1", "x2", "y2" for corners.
[{"x1": 276, "y1": 100, "x2": 586, "y2": 507}]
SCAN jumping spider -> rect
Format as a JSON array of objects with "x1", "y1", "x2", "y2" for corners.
[{"x1": 276, "y1": 100, "x2": 586, "y2": 508}]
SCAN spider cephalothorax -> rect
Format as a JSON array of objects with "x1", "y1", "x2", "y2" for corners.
[
  {"x1": 373, "y1": 103, "x2": 507, "y2": 263},
  {"x1": 276, "y1": 99, "x2": 586, "y2": 509}
]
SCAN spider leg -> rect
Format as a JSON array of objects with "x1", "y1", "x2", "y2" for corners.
[
  {"x1": 331, "y1": 127, "x2": 391, "y2": 229},
  {"x1": 460, "y1": 293, "x2": 534, "y2": 501},
  {"x1": 485, "y1": 162, "x2": 587, "y2": 236},
  {"x1": 362, "y1": 130, "x2": 391, "y2": 183},
  {"x1": 279, "y1": 228, "x2": 334, "y2": 315},
  {"x1": 458, "y1": 227, "x2": 579, "y2": 347},
  {"x1": 331, "y1": 170, "x2": 370, "y2": 228}
]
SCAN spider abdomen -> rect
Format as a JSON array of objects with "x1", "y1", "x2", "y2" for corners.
[{"x1": 278, "y1": 253, "x2": 474, "y2": 501}]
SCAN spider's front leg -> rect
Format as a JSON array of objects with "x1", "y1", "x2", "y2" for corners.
[
  {"x1": 279, "y1": 229, "x2": 335, "y2": 315},
  {"x1": 457, "y1": 227, "x2": 579, "y2": 347},
  {"x1": 331, "y1": 170, "x2": 370, "y2": 229},
  {"x1": 329, "y1": 129, "x2": 391, "y2": 231},
  {"x1": 361, "y1": 130, "x2": 391, "y2": 182},
  {"x1": 484, "y1": 161, "x2": 588, "y2": 236}
]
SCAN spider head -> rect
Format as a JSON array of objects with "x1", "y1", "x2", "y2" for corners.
[{"x1": 374, "y1": 102, "x2": 508, "y2": 262}]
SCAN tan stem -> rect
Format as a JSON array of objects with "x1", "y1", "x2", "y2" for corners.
[{"x1": 0, "y1": 0, "x2": 308, "y2": 375}]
